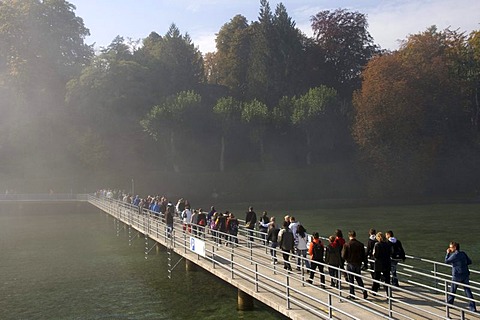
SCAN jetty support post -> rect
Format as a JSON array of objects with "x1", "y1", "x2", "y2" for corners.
[{"x1": 237, "y1": 289, "x2": 254, "y2": 311}]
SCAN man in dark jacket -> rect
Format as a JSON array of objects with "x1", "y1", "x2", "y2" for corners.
[
  {"x1": 278, "y1": 221, "x2": 294, "y2": 271},
  {"x1": 386, "y1": 230, "x2": 406, "y2": 286},
  {"x1": 372, "y1": 232, "x2": 392, "y2": 295},
  {"x1": 342, "y1": 230, "x2": 368, "y2": 299},
  {"x1": 445, "y1": 241, "x2": 477, "y2": 312},
  {"x1": 245, "y1": 206, "x2": 257, "y2": 243}
]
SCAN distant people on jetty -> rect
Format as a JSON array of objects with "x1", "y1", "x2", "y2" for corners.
[{"x1": 445, "y1": 241, "x2": 477, "y2": 312}]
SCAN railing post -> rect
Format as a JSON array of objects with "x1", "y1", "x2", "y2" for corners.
[
  {"x1": 286, "y1": 272, "x2": 291, "y2": 310},
  {"x1": 255, "y1": 263, "x2": 259, "y2": 292},
  {"x1": 328, "y1": 293, "x2": 332, "y2": 318},
  {"x1": 231, "y1": 251, "x2": 234, "y2": 279},
  {"x1": 388, "y1": 285, "x2": 393, "y2": 318},
  {"x1": 445, "y1": 281, "x2": 450, "y2": 319},
  {"x1": 212, "y1": 245, "x2": 216, "y2": 269},
  {"x1": 433, "y1": 262, "x2": 438, "y2": 288}
]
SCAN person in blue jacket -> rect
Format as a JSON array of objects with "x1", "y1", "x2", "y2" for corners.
[{"x1": 445, "y1": 241, "x2": 477, "y2": 312}]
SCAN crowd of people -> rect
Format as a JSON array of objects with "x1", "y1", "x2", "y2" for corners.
[{"x1": 96, "y1": 189, "x2": 476, "y2": 312}]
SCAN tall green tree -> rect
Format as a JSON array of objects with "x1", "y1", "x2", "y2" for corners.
[
  {"x1": 66, "y1": 37, "x2": 150, "y2": 172},
  {"x1": 0, "y1": 0, "x2": 92, "y2": 179},
  {"x1": 241, "y1": 99, "x2": 269, "y2": 165},
  {"x1": 245, "y1": 0, "x2": 275, "y2": 104},
  {"x1": 213, "y1": 96, "x2": 242, "y2": 171},
  {"x1": 291, "y1": 86, "x2": 338, "y2": 165},
  {"x1": 141, "y1": 90, "x2": 202, "y2": 172},
  {"x1": 215, "y1": 15, "x2": 250, "y2": 97}
]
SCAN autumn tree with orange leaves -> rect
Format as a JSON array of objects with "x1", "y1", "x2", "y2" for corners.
[{"x1": 353, "y1": 27, "x2": 480, "y2": 196}]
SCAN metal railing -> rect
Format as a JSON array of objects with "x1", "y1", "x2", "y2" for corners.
[
  {"x1": 89, "y1": 195, "x2": 480, "y2": 320},
  {"x1": 0, "y1": 193, "x2": 89, "y2": 201}
]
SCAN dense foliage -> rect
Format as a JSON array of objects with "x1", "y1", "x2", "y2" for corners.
[{"x1": 1, "y1": 0, "x2": 479, "y2": 199}]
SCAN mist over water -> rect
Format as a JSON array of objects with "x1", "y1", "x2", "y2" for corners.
[{"x1": 0, "y1": 202, "x2": 285, "y2": 320}]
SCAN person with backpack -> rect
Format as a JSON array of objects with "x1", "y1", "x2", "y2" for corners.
[
  {"x1": 278, "y1": 220, "x2": 294, "y2": 271},
  {"x1": 226, "y1": 212, "x2": 239, "y2": 246},
  {"x1": 196, "y1": 209, "x2": 207, "y2": 238},
  {"x1": 307, "y1": 232, "x2": 325, "y2": 287},
  {"x1": 215, "y1": 212, "x2": 228, "y2": 246},
  {"x1": 386, "y1": 230, "x2": 406, "y2": 287},
  {"x1": 325, "y1": 235, "x2": 342, "y2": 287}
]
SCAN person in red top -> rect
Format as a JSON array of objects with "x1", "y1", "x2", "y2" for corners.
[
  {"x1": 307, "y1": 232, "x2": 325, "y2": 287},
  {"x1": 332, "y1": 229, "x2": 346, "y2": 280}
]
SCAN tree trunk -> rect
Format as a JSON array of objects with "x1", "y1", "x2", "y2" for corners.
[
  {"x1": 170, "y1": 131, "x2": 180, "y2": 173},
  {"x1": 305, "y1": 129, "x2": 312, "y2": 166},
  {"x1": 219, "y1": 135, "x2": 225, "y2": 172}
]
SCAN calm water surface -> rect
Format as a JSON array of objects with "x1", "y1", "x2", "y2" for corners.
[{"x1": 0, "y1": 202, "x2": 286, "y2": 320}]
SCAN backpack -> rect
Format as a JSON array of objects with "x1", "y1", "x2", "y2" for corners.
[
  {"x1": 229, "y1": 219, "x2": 238, "y2": 233},
  {"x1": 198, "y1": 214, "x2": 206, "y2": 226},
  {"x1": 391, "y1": 241, "x2": 406, "y2": 260},
  {"x1": 312, "y1": 241, "x2": 324, "y2": 261}
]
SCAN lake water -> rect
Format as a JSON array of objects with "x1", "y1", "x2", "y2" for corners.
[
  {"x1": 0, "y1": 202, "x2": 286, "y2": 320},
  {"x1": 216, "y1": 201, "x2": 480, "y2": 264}
]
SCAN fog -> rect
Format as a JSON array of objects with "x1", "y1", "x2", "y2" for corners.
[{"x1": 1, "y1": 1, "x2": 479, "y2": 202}]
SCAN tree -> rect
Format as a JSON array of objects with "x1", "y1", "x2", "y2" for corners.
[
  {"x1": 310, "y1": 8, "x2": 379, "y2": 98},
  {"x1": 215, "y1": 14, "x2": 250, "y2": 97},
  {"x1": 213, "y1": 96, "x2": 242, "y2": 171},
  {"x1": 270, "y1": 3, "x2": 306, "y2": 99},
  {"x1": 291, "y1": 86, "x2": 338, "y2": 165},
  {"x1": 141, "y1": 90, "x2": 202, "y2": 172},
  {"x1": 353, "y1": 27, "x2": 473, "y2": 196},
  {"x1": 66, "y1": 37, "x2": 150, "y2": 172},
  {"x1": 245, "y1": 0, "x2": 275, "y2": 104},
  {"x1": 241, "y1": 99, "x2": 269, "y2": 165},
  {"x1": 0, "y1": 0, "x2": 93, "y2": 179}
]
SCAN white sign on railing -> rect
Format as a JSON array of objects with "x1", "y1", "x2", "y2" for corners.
[{"x1": 189, "y1": 236, "x2": 206, "y2": 257}]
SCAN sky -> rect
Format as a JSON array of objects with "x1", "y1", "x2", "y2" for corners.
[{"x1": 71, "y1": 0, "x2": 480, "y2": 54}]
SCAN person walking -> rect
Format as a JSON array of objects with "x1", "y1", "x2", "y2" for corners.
[
  {"x1": 258, "y1": 211, "x2": 269, "y2": 245},
  {"x1": 386, "y1": 230, "x2": 406, "y2": 286},
  {"x1": 296, "y1": 224, "x2": 310, "y2": 271},
  {"x1": 325, "y1": 235, "x2": 342, "y2": 287},
  {"x1": 266, "y1": 217, "x2": 279, "y2": 264},
  {"x1": 307, "y1": 232, "x2": 325, "y2": 287},
  {"x1": 278, "y1": 220, "x2": 294, "y2": 271},
  {"x1": 245, "y1": 206, "x2": 257, "y2": 243},
  {"x1": 342, "y1": 230, "x2": 368, "y2": 299},
  {"x1": 445, "y1": 241, "x2": 477, "y2": 312},
  {"x1": 372, "y1": 232, "x2": 392, "y2": 296},
  {"x1": 226, "y1": 212, "x2": 239, "y2": 246},
  {"x1": 365, "y1": 228, "x2": 377, "y2": 278}
]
